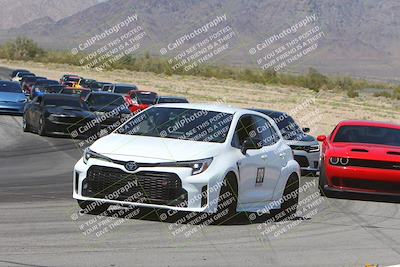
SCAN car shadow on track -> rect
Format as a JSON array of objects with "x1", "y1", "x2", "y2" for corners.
[{"x1": 98, "y1": 207, "x2": 311, "y2": 226}]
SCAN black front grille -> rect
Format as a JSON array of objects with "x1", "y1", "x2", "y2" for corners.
[
  {"x1": 294, "y1": 155, "x2": 309, "y2": 167},
  {"x1": 53, "y1": 116, "x2": 92, "y2": 124},
  {"x1": 82, "y1": 165, "x2": 187, "y2": 206},
  {"x1": 332, "y1": 177, "x2": 400, "y2": 194},
  {"x1": 349, "y1": 159, "x2": 400, "y2": 171}
]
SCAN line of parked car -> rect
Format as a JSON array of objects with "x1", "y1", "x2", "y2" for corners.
[{"x1": 2, "y1": 68, "x2": 399, "y2": 218}]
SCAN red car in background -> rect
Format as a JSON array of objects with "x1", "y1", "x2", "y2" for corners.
[
  {"x1": 318, "y1": 120, "x2": 400, "y2": 199},
  {"x1": 60, "y1": 75, "x2": 81, "y2": 86},
  {"x1": 125, "y1": 90, "x2": 158, "y2": 113}
]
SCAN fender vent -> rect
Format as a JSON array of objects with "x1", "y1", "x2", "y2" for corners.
[{"x1": 387, "y1": 151, "x2": 400, "y2": 156}]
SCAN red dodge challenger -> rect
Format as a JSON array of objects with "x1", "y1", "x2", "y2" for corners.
[{"x1": 317, "y1": 120, "x2": 400, "y2": 198}]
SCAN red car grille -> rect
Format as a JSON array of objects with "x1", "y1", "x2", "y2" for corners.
[
  {"x1": 348, "y1": 159, "x2": 400, "y2": 171},
  {"x1": 332, "y1": 177, "x2": 400, "y2": 194}
]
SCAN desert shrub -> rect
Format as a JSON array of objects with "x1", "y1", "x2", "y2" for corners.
[
  {"x1": 347, "y1": 89, "x2": 359, "y2": 98},
  {"x1": 373, "y1": 91, "x2": 392, "y2": 98}
]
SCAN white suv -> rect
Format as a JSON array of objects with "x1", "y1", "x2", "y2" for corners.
[{"x1": 73, "y1": 104, "x2": 300, "y2": 219}]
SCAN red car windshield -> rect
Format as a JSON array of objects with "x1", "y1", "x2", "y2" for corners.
[{"x1": 334, "y1": 125, "x2": 400, "y2": 147}]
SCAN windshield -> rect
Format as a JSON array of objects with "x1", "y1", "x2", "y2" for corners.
[
  {"x1": 334, "y1": 125, "x2": 400, "y2": 147},
  {"x1": 0, "y1": 82, "x2": 22, "y2": 93},
  {"x1": 66, "y1": 77, "x2": 80, "y2": 82},
  {"x1": 114, "y1": 86, "x2": 136, "y2": 94},
  {"x1": 87, "y1": 94, "x2": 125, "y2": 107},
  {"x1": 116, "y1": 107, "x2": 233, "y2": 143},
  {"x1": 134, "y1": 92, "x2": 157, "y2": 104},
  {"x1": 43, "y1": 97, "x2": 84, "y2": 108}
]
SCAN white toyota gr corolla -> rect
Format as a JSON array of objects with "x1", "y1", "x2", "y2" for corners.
[{"x1": 73, "y1": 104, "x2": 300, "y2": 219}]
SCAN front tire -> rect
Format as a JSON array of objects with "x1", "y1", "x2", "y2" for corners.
[
  {"x1": 319, "y1": 164, "x2": 334, "y2": 198},
  {"x1": 22, "y1": 115, "x2": 30, "y2": 132},
  {"x1": 77, "y1": 200, "x2": 110, "y2": 215},
  {"x1": 273, "y1": 174, "x2": 299, "y2": 220},
  {"x1": 214, "y1": 174, "x2": 238, "y2": 224},
  {"x1": 38, "y1": 115, "x2": 47, "y2": 136}
]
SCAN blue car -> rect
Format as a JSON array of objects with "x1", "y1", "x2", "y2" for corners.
[{"x1": 0, "y1": 81, "x2": 27, "y2": 115}]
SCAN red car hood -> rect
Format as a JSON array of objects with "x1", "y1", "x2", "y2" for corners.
[{"x1": 331, "y1": 143, "x2": 400, "y2": 162}]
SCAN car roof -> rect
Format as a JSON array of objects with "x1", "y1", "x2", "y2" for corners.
[
  {"x1": 42, "y1": 93, "x2": 80, "y2": 100},
  {"x1": 154, "y1": 103, "x2": 251, "y2": 114},
  {"x1": 159, "y1": 96, "x2": 186, "y2": 99},
  {"x1": 251, "y1": 108, "x2": 288, "y2": 117},
  {"x1": 0, "y1": 80, "x2": 20, "y2": 86},
  {"x1": 114, "y1": 83, "x2": 137, "y2": 87},
  {"x1": 89, "y1": 91, "x2": 122, "y2": 97},
  {"x1": 131, "y1": 90, "x2": 156, "y2": 94},
  {"x1": 337, "y1": 120, "x2": 400, "y2": 129}
]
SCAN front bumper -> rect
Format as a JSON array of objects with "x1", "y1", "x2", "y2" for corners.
[
  {"x1": 0, "y1": 102, "x2": 25, "y2": 114},
  {"x1": 325, "y1": 164, "x2": 400, "y2": 195},
  {"x1": 45, "y1": 118, "x2": 100, "y2": 138},
  {"x1": 293, "y1": 150, "x2": 320, "y2": 172},
  {"x1": 73, "y1": 158, "x2": 223, "y2": 213}
]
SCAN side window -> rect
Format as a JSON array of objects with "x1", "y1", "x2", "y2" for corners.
[
  {"x1": 254, "y1": 116, "x2": 279, "y2": 146},
  {"x1": 232, "y1": 115, "x2": 257, "y2": 148}
]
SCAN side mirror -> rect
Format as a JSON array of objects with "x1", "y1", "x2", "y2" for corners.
[
  {"x1": 302, "y1": 127, "x2": 310, "y2": 133},
  {"x1": 241, "y1": 138, "x2": 263, "y2": 155},
  {"x1": 317, "y1": 135, "x2": 327, "y2": 142}
]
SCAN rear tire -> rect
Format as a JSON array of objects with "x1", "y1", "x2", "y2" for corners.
[{"x1": 77, "y1": 200, "x2": 110, "y2": 215}]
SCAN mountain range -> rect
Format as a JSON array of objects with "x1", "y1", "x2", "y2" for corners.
[{"x1": 0, "y1": 0, "x2": 399, "y2": 82}]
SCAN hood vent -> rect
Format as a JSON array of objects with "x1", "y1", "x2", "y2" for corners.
[
  {"x1": 387, "y1": 151, "x2": 400, "y2": 156},
  {"x1": 351, "y1": 149, "x2": 368, "y2": 153}
]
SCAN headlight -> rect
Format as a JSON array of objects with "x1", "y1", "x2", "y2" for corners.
[
  {"x1": 329, "y1": 157, "x2": 340, "y2": 165},
  {"x1": 175, "y1": 158, "x2": 213, "y2": 175},
  {"x1": 83, "y1": 148, "x2": 110, "y2": 164},
  {"x1": 309, "y1": 145, "x2": 320, "y2": 153},
  {"x1": 329, "y1": 157, "x2": 349, "y2": 166}
]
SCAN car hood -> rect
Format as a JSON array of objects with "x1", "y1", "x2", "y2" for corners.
[
  {"x1": 0, "y1": 92, "x2": 26, "y2": 103},
  {"x1": 90, "y1": 133, "x2": 225, "y2": 162},
  {"x1": 89, "y1": 105, "x2": 130, "y2": 114},
  {"x1": 46, "y1": 107, "x2": 95, "y2": 118},
  {"x1": 331, "y1": 143, "x2": 400, "y2": 161},
  {"x1": 285, "y1": 136, "x2": 318, "y2": 146}
]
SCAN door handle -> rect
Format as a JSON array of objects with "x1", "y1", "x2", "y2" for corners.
[
  {"x1": 261, "y1": 155, "x2": 268, "y2": 160},
  {"x1": 279, "y1": 153, "x2": 286, "y2": 157}
]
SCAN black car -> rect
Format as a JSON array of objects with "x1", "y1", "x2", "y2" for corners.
[
  {"x1": 23, "y1": 94, "x2": 99, "y2": 138},
  {"x1": 154, "y1": 96, "x2": 189, "y2": 104},
  {"x1": 10, "y1": 69, "x2": 30, "y2": 79},
  {"x1": 109, "y1": 83, "x2": 138, "y2": 94},
  {"x1": 21, "y1": 76, "x2": 39, "y2": 94},
  {"x1": 30, "y1": 79, "x2": 60, "y2": 99},
  {"x1": 88, "y1": 81, "x2": 111, "y2": 91},
  {"x1": 84, "y1": 92, "x2": 131, "y2": 129}
]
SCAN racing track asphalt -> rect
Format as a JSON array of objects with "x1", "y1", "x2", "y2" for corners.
[{"x1": 0, "y1": 67, "x2": 399, "y2": 267}]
